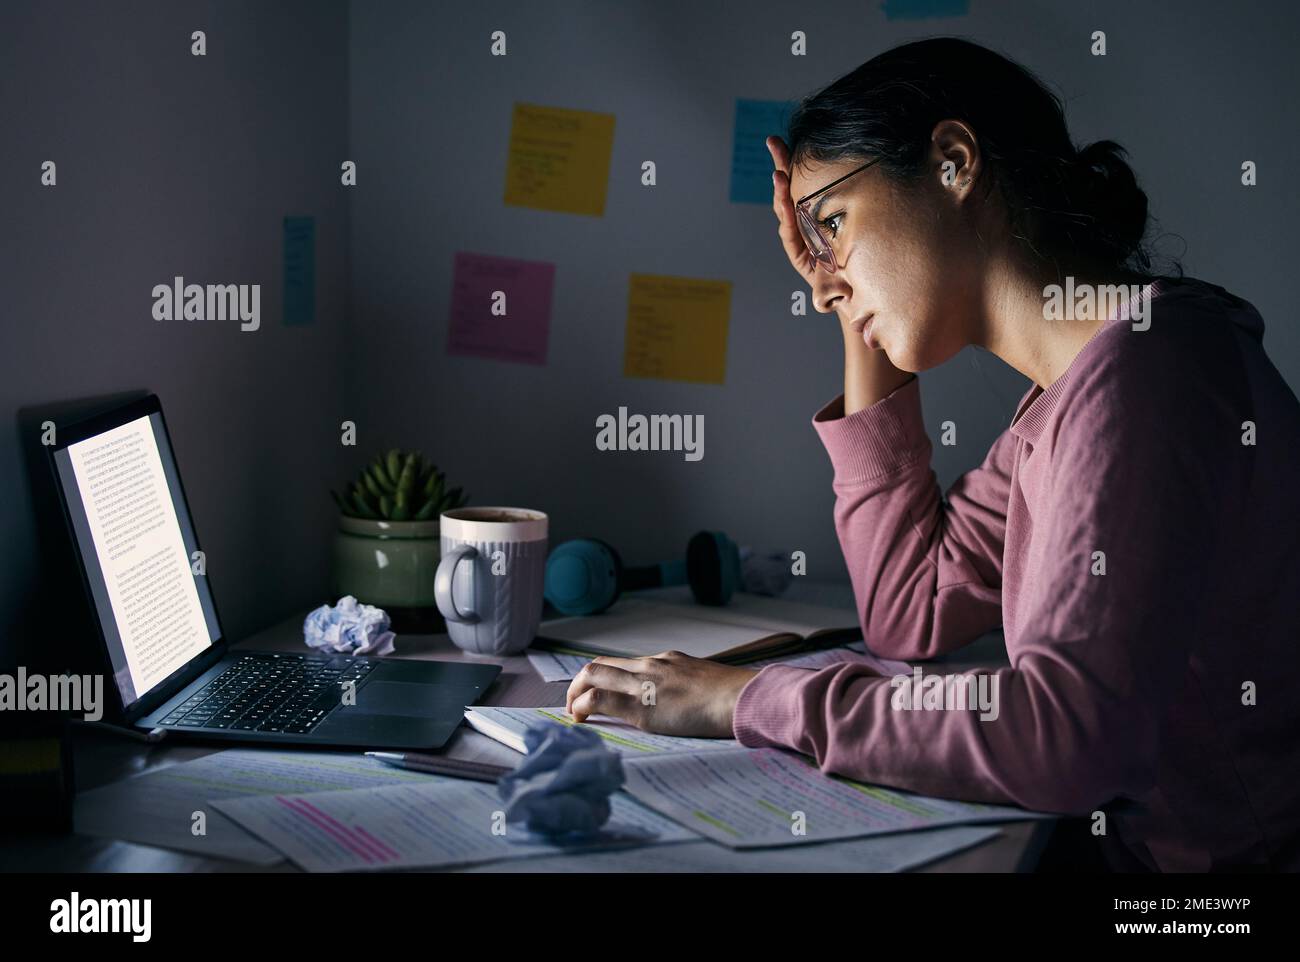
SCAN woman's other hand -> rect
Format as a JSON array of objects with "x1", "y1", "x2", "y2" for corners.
[
  {"x1": 767, "y1": 135, "x2": 820, "y2": 286},
  {"x1": 564, "y1": 651, "x2": 757, "y2": 738}
]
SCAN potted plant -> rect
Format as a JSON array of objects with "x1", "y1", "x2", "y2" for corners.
[{"x1": 331, "y1": 449, "x2": 469, "y2": 628}]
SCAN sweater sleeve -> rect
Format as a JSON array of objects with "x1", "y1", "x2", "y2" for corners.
[
  {"x1": 735, "y1": 343, "x2": 1218, "y2": 815},
  {"x1": 811, "y1": 375, "x2": 1014, "y2": 660}
]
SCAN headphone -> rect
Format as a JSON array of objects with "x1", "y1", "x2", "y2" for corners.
[{"x1": 544, "y1": 532, "x2": 742, "y2": 616}]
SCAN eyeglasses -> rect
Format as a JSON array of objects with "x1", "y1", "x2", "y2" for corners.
[{"x1": 794, "y1": 157, "x2": 881, "y2": 274}]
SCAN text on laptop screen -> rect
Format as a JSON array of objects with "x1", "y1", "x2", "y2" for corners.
[{"x1": 53, "y1": 412, "x2": 219, "y2": 708}]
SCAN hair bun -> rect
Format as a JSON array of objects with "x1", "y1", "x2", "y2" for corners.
[{"x1": 1069, "y1": 140, "x2": 1149, "y2": 263}]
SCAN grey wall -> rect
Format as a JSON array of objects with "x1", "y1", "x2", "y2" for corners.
[
  {"x1": 4, "y1": 0, "x2": 1296, "y2": 655},
  {"x1": 347, "y1": 0, "x2": 1299, "y2": 580},
  {"x1": 0, "y1": 0, "x2": 351, "y2": 649}
]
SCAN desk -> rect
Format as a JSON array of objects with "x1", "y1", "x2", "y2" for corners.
[{"x1": 0, "y1": 596, "x2": 1051, "y2": 872}]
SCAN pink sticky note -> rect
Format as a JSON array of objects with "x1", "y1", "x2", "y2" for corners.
[{"x1": 447, "y1": 251, "x2": 554, "y2": 365}]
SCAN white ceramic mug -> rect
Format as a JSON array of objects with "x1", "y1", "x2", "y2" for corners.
[{"x1": 434, "y1": 507, "x2": 548, "y2": 655}]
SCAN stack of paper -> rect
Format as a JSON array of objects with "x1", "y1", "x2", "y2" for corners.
[
  {"x1": 464, "y1": 706, "x2": 1051, "y2": 849},
  {"x1": 621, "y1": 748, "x2": 1051, "y2": 848},
  {"x1": 91, "y1": 710, "x2": 1046, "y2": 872},
  {"x1": 213, "y1": 778, "x2": 695, "y2": 872},
  {"x1": 74, "y1": 749, "x2": 441, "y2": 864}
]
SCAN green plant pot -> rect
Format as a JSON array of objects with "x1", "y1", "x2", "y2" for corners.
[{"x1": 332, "y1": 516, "x2": 442, "y2": 609}]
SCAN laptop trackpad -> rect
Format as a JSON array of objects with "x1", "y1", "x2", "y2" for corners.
[{"x1": 349, "y1": 681, "x2": 455, "y2": 717}]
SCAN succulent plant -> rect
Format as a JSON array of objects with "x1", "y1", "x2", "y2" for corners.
[{"x1": 332, "y1": 449, "x2": 468, "y2": 521}]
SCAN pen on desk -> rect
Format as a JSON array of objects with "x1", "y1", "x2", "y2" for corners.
[{"x1": 365, "y1": 751, "x2": 512, "y2": 783}]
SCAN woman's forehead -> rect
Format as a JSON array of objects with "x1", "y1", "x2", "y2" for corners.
[{"x1": 790, "y1": 156, "x2": 871, "y2": 201}]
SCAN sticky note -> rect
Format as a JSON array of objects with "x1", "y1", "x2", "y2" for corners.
[
  {"x1": 730, "y1": 99, "x2": 796, "y2": 205},
  {"x1": 881, "y1": 0, "x2": 969, "y2": 19},
  {"x1": 623, "y1": 274, "x2": 731, "y2": 385},
  {"x1": 447, "y1": 251, "x2": 555, "y2": 365},
  {"x1": 504, "y1": 103, "x2": 616, "y2": 216},
  {"x1": 283, "y1": 216, "x2": 315, "y2": 326}
]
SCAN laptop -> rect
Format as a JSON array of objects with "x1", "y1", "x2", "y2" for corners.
[{"x1": 45, "y1": 394, "x2": 500, "y2": 749}]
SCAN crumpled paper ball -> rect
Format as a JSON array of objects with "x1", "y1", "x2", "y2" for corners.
[
  {"x1": 497, "y1": 722, "x2": 625, "y2": 839},
  {"x1": 303, "y1": 596, "x2": 396, "y2": 656}
]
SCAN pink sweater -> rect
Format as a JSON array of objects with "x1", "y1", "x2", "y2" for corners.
[{"x1": 734, "y1": 277, "x2": 1300, "y2": 871}]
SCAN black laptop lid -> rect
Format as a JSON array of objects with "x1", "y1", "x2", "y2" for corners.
[{"x1": 47, "y1": 395, "x2": 226, "y2": 719}]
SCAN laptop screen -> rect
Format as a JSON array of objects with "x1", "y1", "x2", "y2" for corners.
[{"x1": 51, "y1": 409, "x2": 221, "y2": 709}]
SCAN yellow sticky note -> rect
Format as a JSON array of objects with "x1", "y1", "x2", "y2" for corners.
[
  {"x1": 624, "y1": 274, "x2": 731, "y2": 384},
  {"x1": 504, "y1": 103, "x2": 616, "y2": 216}
]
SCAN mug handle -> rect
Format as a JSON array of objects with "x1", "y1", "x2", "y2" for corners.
[{"x1": 434, "y1": 544, "x2": 481, "y2": 625}]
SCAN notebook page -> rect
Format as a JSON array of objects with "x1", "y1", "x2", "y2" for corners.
[
  {"x1": 539, "y1": 603, "x2": 780, "y2": 658},
  {"x1": 663, "y1": 592, "x2": 857, "y2": 637}
]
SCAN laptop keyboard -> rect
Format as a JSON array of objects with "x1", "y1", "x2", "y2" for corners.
[{"x1": 158, "y1": 652, "x2": 377, "y2": 734}]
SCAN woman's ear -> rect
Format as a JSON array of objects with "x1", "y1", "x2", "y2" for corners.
[{"x1": 930, "y1": 119, "x2": 981, "y2": 195}]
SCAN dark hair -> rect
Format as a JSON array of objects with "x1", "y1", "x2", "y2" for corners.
[{"x1": 788, "y1": 37, "x2": 1177, "y2": 280}]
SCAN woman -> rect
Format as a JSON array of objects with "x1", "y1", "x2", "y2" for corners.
[{"x1": 566, "y1": 38, "x2": 1300, "y2": 871}]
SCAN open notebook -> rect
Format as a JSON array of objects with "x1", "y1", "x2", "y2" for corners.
[{"x1": 534, "y1": 589, "x2": 861, "y2": 663}]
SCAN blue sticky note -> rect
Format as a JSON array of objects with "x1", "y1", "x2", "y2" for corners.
[
  {"x1": 730, "y1": 99, "x2": 797, "y2": 205},
  {"x1": 881, "y1": 0, "x2": 969, "y2": 19},
  {"x1": 283, "y1": 216, "x2": 315, "y2": 326}
]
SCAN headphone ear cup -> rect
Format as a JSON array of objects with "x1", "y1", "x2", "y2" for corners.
[
  {"x1": 544, "y1": 539, "x2": 622, "y2": 615},
  {"x1": 686, "y1": 531, "x2": 739, "y2": 605},
  {"x1": 591, "y1": 538, "x2": 626, "y2": 595}
]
